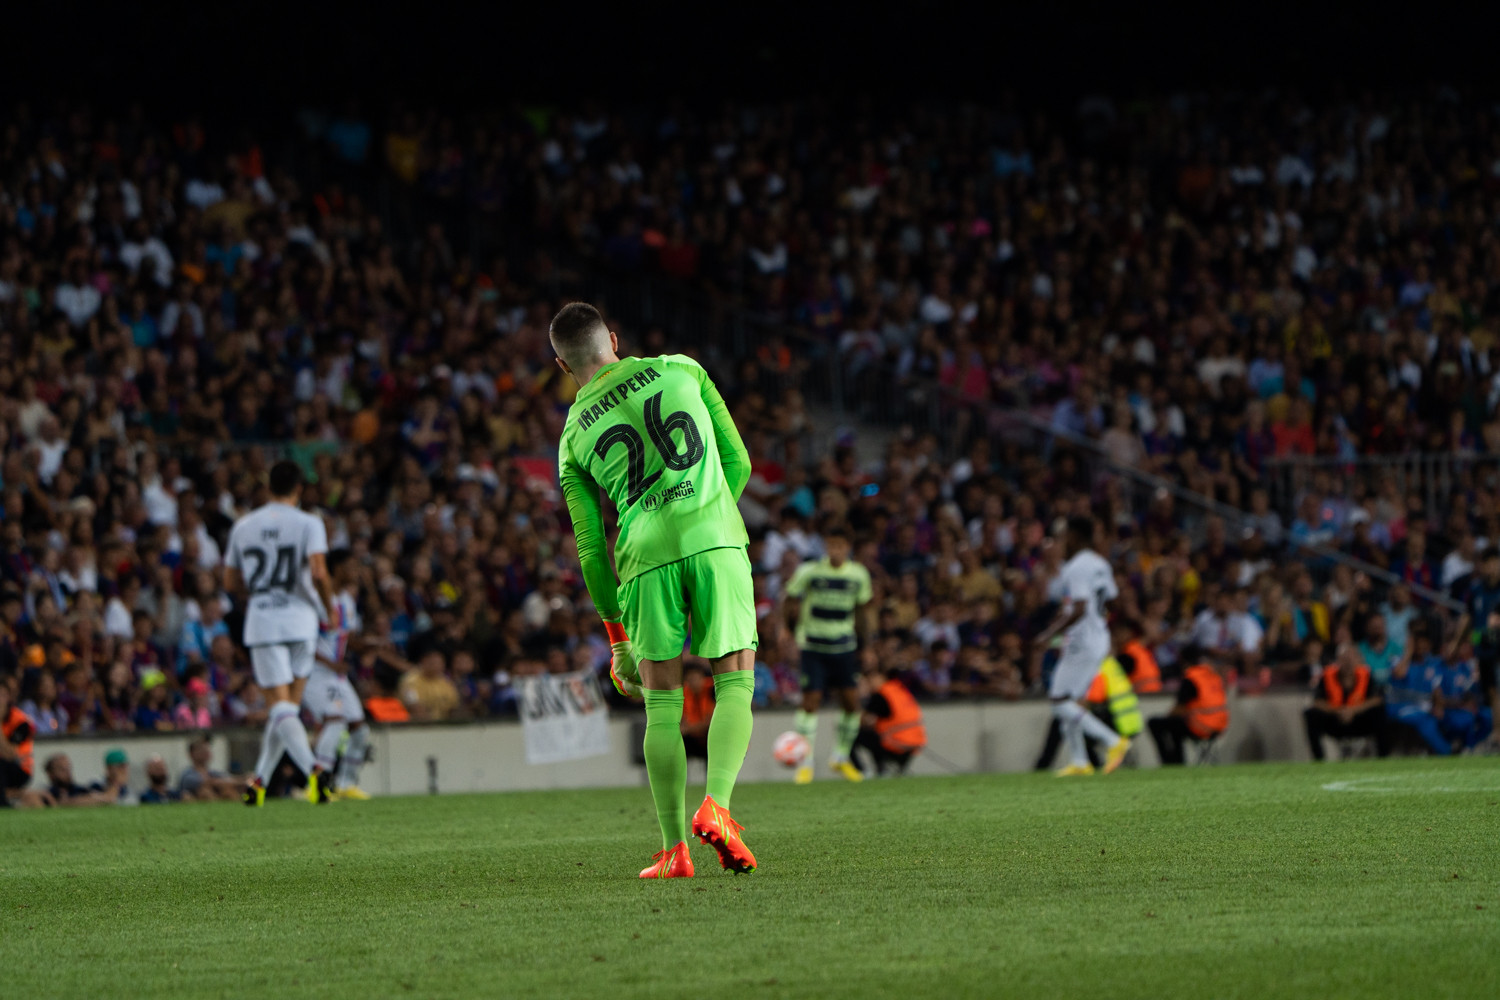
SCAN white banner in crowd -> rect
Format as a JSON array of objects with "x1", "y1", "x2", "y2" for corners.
[{"x1": 517, "y1": 669, "x2": 612, "y2": 765}]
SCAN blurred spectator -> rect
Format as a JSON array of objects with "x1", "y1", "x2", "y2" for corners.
[
  {"x1": 173, "y1": 677, "x2": 214, "y2": 730},
  {"x1": 1386, "y1": 627, "x2": 1451, "y2": 755},
  {"x1": 681, "y1": 663, "x2": 713, "y2": 760},
  {"x1": 1380, "y1": 586, "x2": 1418, "y2": 652},
  {"x1": 177, "y1": 601, "x2": 228, "y2": 675},
  {"x1": 67, "y1": 661, "x2": 109, "y2": 733},
  {"x1": 398, "y1": 650, "x2": 460, "y2": 721},
  {"x1": 1432, "y1": 651, "x2": 1494, "y2": 752},
  {"x1": 139, "y1": 755, "x2": 180, "y2": 804},
  {"x1": 1305, "y1": 643, "x2": 1390, "y2": 760},
  {"x1": 43, "y1": 749, "x2": 130, "y2": 806},
  {"x1": 19, "y1": 670, "x2": 66, "y2": 736},
  {"x1": 1188, "y1": 588, "x2": 1263, "y2": 673},
  {"x1": 179, "y1": 734, "x2": 239, "y2": 801},
  {"x1": 1356, "y1": 614, "x2": 1403, "y2": 686},
  {"x1": 1243, "y1": 490, "x2": 1284, "y2": 549},
  {"x1": 1454, "y1": 548, "x2": 1500, "y2": 739},
  {"x1": 224, "y1": 672, "x2": 268, "y2": 727},
  {"x1": 751, "y1": 656, "x2": 779, "y2": 708},
  {"x1": 42, "y1": 753, "x2": 96, "y2": 805},
  {"x1": 97, "y1": 748, "x2": 135, "y2": 804},
  {"x1": 134, "y1": 673, "x2": 175, "y2": 731}
]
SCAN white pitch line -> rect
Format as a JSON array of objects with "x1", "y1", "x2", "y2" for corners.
[{"x1": 1322, "y1": 773, "x2": 1500, "y2": 793}]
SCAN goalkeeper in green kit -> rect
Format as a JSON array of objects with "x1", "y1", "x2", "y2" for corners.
[{"x1": 551, "y1": 302, "x2": 758, "y2": 879}]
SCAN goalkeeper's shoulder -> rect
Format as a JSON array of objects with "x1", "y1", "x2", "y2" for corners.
[
  {"x1": 658, "y1": 353, "x2": 734, "y2": 408},
  {"x1": 656, "y1": 353, "x2": 714, "y2": 383}
]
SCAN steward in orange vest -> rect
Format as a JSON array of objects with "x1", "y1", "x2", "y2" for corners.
[
  {"x1": 1182, "y1": 664, "x2": 1229, "y2": 739},
  {"x1": 1119, "y1": 637, "x2": 1162, "y2": 694},
  {"x1": 681, "y1": 664, "x2": 714, "y2": 760},
  {"x1": 851, "y1": 669, "x2": 925, "y2": 777},
  {"x1": 1317, "y1": 659, "x2": 1370, "y2": 707},
  {"x1": 1, "y1": 680, "x2": 37, "y2": 801},
  {"x1": 1147, "y1": 648, "x2": 1230, "y2": 765},
  {"x1": 365, "y1": 696, "x2": 411, "y2": 723},
  {"x1": 1303, "y1": 643, "x2": 1390, "y2": 760}
]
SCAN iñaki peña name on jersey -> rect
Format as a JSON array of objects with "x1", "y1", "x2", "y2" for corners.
[{"x1": 575, "y1": 365, "x2": 663, "y2": 432}]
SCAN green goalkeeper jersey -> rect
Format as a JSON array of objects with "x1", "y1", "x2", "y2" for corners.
[{"x1": 558, "y1": 354, "x2": 750, "y2": 621}]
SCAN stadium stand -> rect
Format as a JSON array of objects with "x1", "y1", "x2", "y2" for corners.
[{"x1": 0, "y1": 89, "x2": 1496, "y2": 771}]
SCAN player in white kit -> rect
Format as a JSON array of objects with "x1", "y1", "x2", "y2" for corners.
[
  {"x1": 225, "y1": 461, "x2": 336, "y2": 805},
  {"x1": 1034, "y1": 516, "x2": 1130, "y2": 776},
  {"x1": 305, "y1": 548, "x2": 371, "y2": 799}
]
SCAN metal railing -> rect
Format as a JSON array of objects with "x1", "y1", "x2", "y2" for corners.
[
  {"x1": 973, "y1": 407, "x2": 1464, "y2": 613},
  {"x1": 1263, "y1": 452, "x2": 1498, "y2": 525}
]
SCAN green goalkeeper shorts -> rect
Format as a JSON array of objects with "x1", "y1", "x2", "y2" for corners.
[{"x1": 619, "y1": 545, "x2": 759, "y2": 662}]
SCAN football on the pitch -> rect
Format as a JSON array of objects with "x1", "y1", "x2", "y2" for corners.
[{"x1": 773, "y1": 731, "x2": 810, "y2": 768}]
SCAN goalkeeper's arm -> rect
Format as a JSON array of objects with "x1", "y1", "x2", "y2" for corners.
[
  {"x1": 559, "y1": 441, "x2": 634, "y2": 674},
  {"x1": 689, "y1": 363, "x2": 751, "y2": 501}
]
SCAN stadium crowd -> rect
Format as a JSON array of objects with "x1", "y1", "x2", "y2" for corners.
[{"x1": 3, "y1": 87, "x2": 1499, "y2": 800}]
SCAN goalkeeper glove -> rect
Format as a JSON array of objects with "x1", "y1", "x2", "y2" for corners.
[{"x1": 603, "y1": 619, "x2": 643, "y2": 699}]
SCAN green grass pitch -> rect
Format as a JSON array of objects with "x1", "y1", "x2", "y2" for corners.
[{"x1": 4, "y1": 758, "x2": 1499, "y2": 999}]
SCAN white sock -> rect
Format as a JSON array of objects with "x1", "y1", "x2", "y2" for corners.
[
  {"x1": 1079, "y1": 711, "x2": 1122, "y2": 749},
  {"x1": 1053, "y1": 700, "x2": 1090, "y2": 767},
  {"x1": 314, "y1": 719, "x2": 347, "y2": 772},
  {"x1": 272, "y1": 700, "x2": 318, "y2": 776},
  {"x1": 255, "y1": 703, "x2": 290, "y2": 784},
  {"x1": 337, "y1": 725, "x2": 368, "y2": 788},
  {"x1": 1064, "y1": 719, "x2": 1088, "y2": 766}
]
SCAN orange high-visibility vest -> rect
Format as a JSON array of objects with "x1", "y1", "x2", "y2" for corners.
[
  {"x1": 1319, "y1": 664, "x2": 1370, "y2": 707},
  {"x1": 1086, "y1": 670, "x2": 1107, "y2": 703},
  {"x1": 1182, "y1": 665, "x2": 1228, "y2": 739},
  {"x1": 683, "y1": 684, "x2": 714, "y2": 729},
  {"x1": 2, "y1": 705, "x2": 35, "y2": 775},
  {"x1": 1124, "y1": 640, "x2": 1162, "y2": 693},
  {"x1": 365, "y1": 697, "x2": 410, "y2": 723},
  {"x1": 874, "y1": 679, "x2": 927, "y2": 753}
]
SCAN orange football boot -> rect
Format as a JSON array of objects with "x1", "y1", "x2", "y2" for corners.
[
  {"x1": 639, "y1": 841, "x2": 694, "y2": 879},
  {"x1": 691, "y1": 795, "x2": 757, "y2": 873}
]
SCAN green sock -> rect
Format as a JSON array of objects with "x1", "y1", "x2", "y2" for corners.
[
  {"x1": 795, "y1": 709, "x2": 818, "y2": 762},
  {"x1": 835, "y1": 711, "x2": 860, "y2": 762},
  {"x1": 642, "y1": 688, "x2": 687, "y2": 848},
  {"x1": 706, "y1": 671, "x2": 754, "y2": 809}
]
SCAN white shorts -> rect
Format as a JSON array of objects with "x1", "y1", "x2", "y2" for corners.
[
  {"x1": 249, "y1": 640, "x2": 315, "y2": 689},
  {"x1": 1049, "y1": 640, "x2": 1108, "y2": 700},
  {"x1": 302, "y1": 666, "x2": 365, "y2": 723}
]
